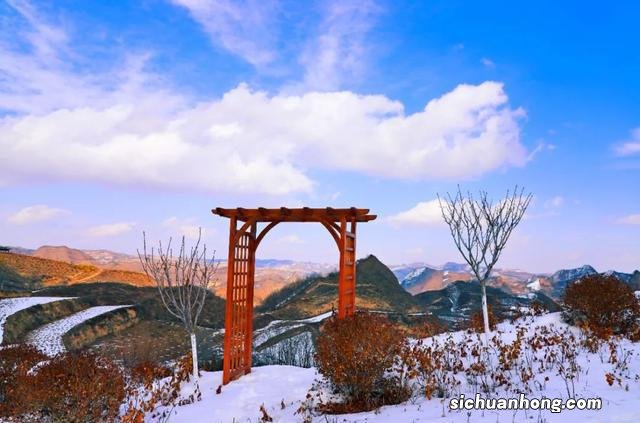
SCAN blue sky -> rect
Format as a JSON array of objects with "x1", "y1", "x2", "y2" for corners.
[{"x1": 0, "y1": 0, "x2": 639, "y2": 273}]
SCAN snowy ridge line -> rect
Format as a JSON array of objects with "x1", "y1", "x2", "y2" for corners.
[
  {"x1": 0, "y1": 296, "x2": 74, "y2": 342},
  {"x1": 26, "y1": 305, "x2": 131, "y2": 356}
]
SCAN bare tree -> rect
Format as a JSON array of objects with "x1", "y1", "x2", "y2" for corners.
[
  {"x1": 438, "y1": 186, "x2": 532, "y2": 337},
  {"x1": 138, "y1": 228, "x2": 217, "y2": 380}
]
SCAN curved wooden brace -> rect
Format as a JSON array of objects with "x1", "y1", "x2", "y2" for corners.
[
  {"x1": 250, "y1": 219, "x2": 340, "y2": 250},
  {"x1": 231, "y1": 217, "x2": 258, "y2": 247},
  {"x1": 255, "y1": 220, "x2": 282, "y2": 249},
  {"x1": 326, "y1": 220, "x2": 340, "y2": 232},
  {"x1": 319, "y1": 220, "x2": 341, "y2": 248}
]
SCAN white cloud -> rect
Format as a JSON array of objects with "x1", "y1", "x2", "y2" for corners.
[
  {"x1": 0, "y1": 2, "x2": 529, "y2": 196},
  {"x1": 481, "y1": 58, "x2": 495, "y2": 69},
  {"x1": 7, "y1": 204, "x2": 68, "y2": 225},
  {"x1": 87, "y1": 222, "x2": 135, "y2": 237},
  {"x1": 387, "y1": 200, "x2": 444, "y2": 227},
  {"x1": 296, "y1": 0, "x2": 380, "y2": 91},
  {"x1": 0, "y1": 83, "x2": 528, "y2": 194},
  {"x1": 170, "y1": 0, "x2": 279, "y2": 67},
  {"x1": 617, "y1": 214, "x2": 640, "y2": 225},
  {"x1": 172, "y1": 0, "x2": 379, "y2": 90},
  {"x1": 613, "y1": 128, "x2": 640, "y2": 156}
]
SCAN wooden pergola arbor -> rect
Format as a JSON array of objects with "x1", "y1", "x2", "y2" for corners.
[{"x1": 212, "y1": 207, "x2": 376, "y2": 384}]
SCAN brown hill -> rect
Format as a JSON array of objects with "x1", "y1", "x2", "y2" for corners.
[
  {"x1": 2, "y1": 251, "x2": 306, "y2": 302},
  {"x1": 0, "y1": 252, "x2": 152, "y2": 287},
  {"x1": 31, "y1": 245, "x2": 143, "y2": 272},
  {"x1": 210, "y1": 265, "x2": 321, "y2": 304},
  {"x1": 32, "y1": 245, "x2": 95, "y2": 264},
  {"x1": 10, "y1": 245, "x2": 332, "y2": 303}
]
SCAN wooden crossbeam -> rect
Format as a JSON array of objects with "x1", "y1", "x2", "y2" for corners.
[{"x1": 212, "y1": 207, "x2": 375, "y2": 222}]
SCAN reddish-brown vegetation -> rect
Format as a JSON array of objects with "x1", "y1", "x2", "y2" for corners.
[
  {"x1": 0, "y1": 346, "x2": 125, "y2": 422},
  {"x1": 0, "y1": 344, "x2": 48, "y2": 416},
  {"x1": 122, "y1": 354, "x2": 199, "y2": 423},
  {"x1": 0, "y1": 344, "x2": 201, "y2": 422},
  {"x1": 468, "y1": 304, "x2": 499, "y2": 332},
  {"x1": 315, "y1": 312, "x2": 410, "y2": 412},
  {"x1": 563, "y1": 274, "x2": 640, "y2": 338}
]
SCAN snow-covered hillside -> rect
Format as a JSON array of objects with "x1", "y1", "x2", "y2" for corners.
[
  {"x1": 159, "y1": 312, "x2": 640, "y2": 422},
  {"x1": 26, "y1": 305, "x2": 130, "y2": 355},
  {"x1": 0, "y1": 296, "x2": 73, "y2": 342}
]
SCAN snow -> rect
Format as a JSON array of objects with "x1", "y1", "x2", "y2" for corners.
[
  {"x1": 527, "y1": 278, "x2": 541, "y2": 291},
  {"x1": 254, "y1": 311, "x2": 332, "y2": 347},
  {"x1": 167, "y1": 366, "x2": 317, "y2": 422},
  {"x1": 26, "y1": 305, "x2": 130, "y2": 355},
  {"x1": 161, "y1": 312, "x2": 640, "y2": 423},
  {"x1": 0, "y1": 296, "x2": 73, "y2": 342},
  {"x1": 404, "y1": 266, "x2": 427, "y2": 281},
  {"x1": 297, "y1": 311, "x2": 333, "y2": 323}
]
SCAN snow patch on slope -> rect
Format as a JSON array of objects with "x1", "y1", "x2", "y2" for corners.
[
  {"x1": 26, "y1": 305, "x2": 129, "y2": 355},
  {"x1": 527, "y1": 278, "x2": 541, "y2": 291},
  {"x1": 254, "y1": 311, "x2": 333, "y2": 347},
  {"x1": 0, "y1": 296, "x2": 73, "y2": 342}
]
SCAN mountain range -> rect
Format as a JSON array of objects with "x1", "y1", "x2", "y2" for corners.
[
  {"x1": 1, "y1": 245, "x2": 334, "y2": 304},
  {"x1": 392, "y1": 262, "x2": 640, "y2": 300},
  {"x1": 3, "y1": 245, "x2": 638, "y2": 303}
]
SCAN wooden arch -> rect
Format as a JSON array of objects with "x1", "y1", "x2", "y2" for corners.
[{"x1": 212, "y1": 207, "x2": 377, "y2": 384}]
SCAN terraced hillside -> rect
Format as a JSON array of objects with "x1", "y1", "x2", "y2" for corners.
[
  {"x1": 0, "y1": 282, "x2": 225, "y2": 365},
  {"x1": 0, "y1": 296, "x2": 133, "y2": 355}
]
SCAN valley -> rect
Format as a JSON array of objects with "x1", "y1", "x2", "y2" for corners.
[{"x1": 1, "y1": 245, "x2": 639, "y2": 372}]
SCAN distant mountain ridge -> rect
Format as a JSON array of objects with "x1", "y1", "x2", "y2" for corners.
[
  {"x1": 6, "y1": 245, "x2": 639, "y2": 301},
  {"x1": 393, "y1": 261, "x2": 640, "y2": 299}
]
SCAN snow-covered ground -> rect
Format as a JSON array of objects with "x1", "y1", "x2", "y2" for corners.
[
  {"x1": 161, "y1": 312, "x2": 640, "y2": 423},
  {"x1": 0, "y1": 296, "x2": 73, "y2": 342},
  {"x1": 26, "y1": 305, "x2": 129, "y2": 355},
  {"x1": 254, "y1": 311, "x2": 332, "y2": 347}
]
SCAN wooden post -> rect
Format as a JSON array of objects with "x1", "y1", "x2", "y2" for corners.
[
  {"x1": 338, "y1": 217, "x2": 347, "y2": 319},
  {"x1": 222, "y1": 217, "x2": 236, "y2": 385},
  {"x1": 243, "y1": 222, "x2": 257, "y2": 374}
]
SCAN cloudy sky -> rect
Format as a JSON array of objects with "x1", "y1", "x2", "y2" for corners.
[{"x1": 1, "y1": 0, "x2": 638, "y2": 273}]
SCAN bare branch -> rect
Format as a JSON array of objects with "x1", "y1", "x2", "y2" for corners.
[
  {"x1": 137, "y1": 228, "x2": 218, "y2": 333},
  {"x1": 439, "y1": 186, "x2": 532, "y2": 335}
]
